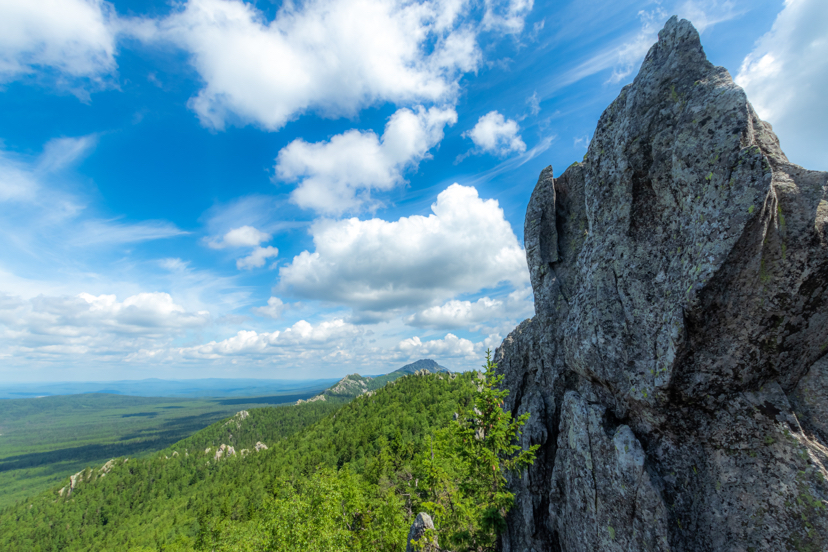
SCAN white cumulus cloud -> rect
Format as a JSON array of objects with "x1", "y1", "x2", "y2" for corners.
[
  {"x1": 0, "y1": 0, "x2": 118, "y2": 92},
  {"x1": 236, "y1": 246, "x2": 279, "y2": 270},
  {"x1": 410, "y1": 297, "x2": 503, "y2": 328},
  {"x1": 206, "y1": 225, "x2": 278, "y2": 270},
  {"x1": 278, "y1": 183, "x2": 528, "y2": 316},
  {"x1": 177, "y1": 318, "x2": 363, "y2": 359},
  {"x1": 79, "y1": 292, "x2": 208, "y2": 329},
  {"x1": 406, "y1": 287, "x2": 533, "y2": 330},
  {"x1": 252, "y1": 297, "x2": 286, "y2": 319},
  {"x1": 735, "y1": 0, "x2": 828, "y2": 170},
  {"x1": 156, "y1": 0, "x2": 483, "y2": 130},
  {"x1": 396, "y1": 332, "x2": 479, "y2": 358},
  {"x1": 463, "y1": 111, "x2": 526, "y2": 156},
  {"x1": 276, "y1": 106, "x2": 456, "y2": 214},
  {"x1": 0, "y1": 291, "x2": 210, "y2": 361},
  {"x1": 208, "y1": 225, "x2": 271, "y2": 249}
]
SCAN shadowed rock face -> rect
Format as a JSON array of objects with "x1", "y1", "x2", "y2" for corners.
[{"x1": 496, "y1": 16, "x2": 828, "y2": 552}]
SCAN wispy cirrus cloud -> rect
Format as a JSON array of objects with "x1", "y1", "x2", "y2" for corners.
[
  {"x1": 70, "y1": 219, "x2": 187, "y2": 246},
  {"x1": 0, "y1": 135, "x2": 97, "y2": 203},
  {"x1": 0, "y1": 137, "x2": 186, "y2": 255},
  {"x1": 540, "y1": 1, "x2": 741, "y2": 96},
  {"x1": 482, "y1": 0, "x2": 534, "y2": 33}
]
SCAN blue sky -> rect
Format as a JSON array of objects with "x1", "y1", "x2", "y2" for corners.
[{"x1": 0, "y1": 0, "x2": 825, "y2": 382}]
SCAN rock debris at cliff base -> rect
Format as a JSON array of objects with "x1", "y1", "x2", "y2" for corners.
[{"x1": 496, "y1": 15, "x2": 828, "y2": 552}]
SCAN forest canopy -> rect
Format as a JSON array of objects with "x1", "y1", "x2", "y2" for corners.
[{"x1": 0, "y1": 358, "x2": 536, "y2": 552}]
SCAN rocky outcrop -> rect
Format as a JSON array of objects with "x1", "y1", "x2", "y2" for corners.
[
  {"x1": 496, "y1": 17, "x2": 828, "y2": 552},
  {"x1": 58, "y1": 469, "x2": 88, "y2": 498},
  {"x1": 406, "y1": 512, "x2": 443, "y2": 552},
  {"x1": 224, "y1": 410, "x2": 249, "y2": 429},
  {"x1": 300, "y1": 359, "x2": 451, "y2": 403},
  {"x1": 297, "y1": 394, "x2": 327, "y2": 404},
  {"x1": 214, "y1": 444, "x2": 236, "y2": 460},
  {"x1": 328, "y1": 374, "x2": 370, "y2": 396},
  {"x1": 58, "y1": 458, "x2": 122, "y2": 498},
  {"x1": 99, "y1": 459, "x2": 115, "y2": 475},
  {"x1": 239, "y1": 442, "x2": 267, "y2": 456}
]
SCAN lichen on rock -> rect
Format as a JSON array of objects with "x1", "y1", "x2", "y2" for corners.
[{"x1": 496, "y1": 16, "x2": 828, "y2": 552}]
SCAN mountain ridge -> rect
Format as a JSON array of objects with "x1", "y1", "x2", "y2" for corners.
[
  {"x1": 0, "y1": 370, "x2": 477, "y2": 551},
  {"x1": 299, "y1": 358, "x2": 450, "y2": 402}
]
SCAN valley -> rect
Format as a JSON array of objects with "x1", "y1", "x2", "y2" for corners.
[
  {"x1": 0, "y1": 387, "x2": 331, "y2": 508},
  {"x1": 0, "y1": 360, "x2": 496, "y2": 551}
]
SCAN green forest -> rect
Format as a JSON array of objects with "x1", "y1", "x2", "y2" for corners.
[
  {"x1": 0, "y1": 391, "x2": 331, "y2": 509},
  {"x1": 0, "y1": 358, "x2": 536, "y2": 551}
]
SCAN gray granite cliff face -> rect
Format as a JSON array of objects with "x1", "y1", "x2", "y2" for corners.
[{"x1": 496, "y1": 16, "x2": 828, "y2": 552}]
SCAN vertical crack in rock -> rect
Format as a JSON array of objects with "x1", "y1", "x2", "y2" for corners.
[{"x1": 496, "y1": 15, "x2": 828, "y2": 552}]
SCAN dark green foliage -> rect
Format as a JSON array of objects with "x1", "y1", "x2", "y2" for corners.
[
  {"x1": 0, "y1": 367, "x2": 535, "y2": 552},
  {"x1": 417, "y1": 351, "x2": 539, "y2": 551},
  {"x1": 368, "y1": 359, "x2": 448, "y2": 389},
  {"x1": 172, "y1": 400, "x2": 341, "y2": 454},
  {"x1": 0, "y1": 393, "x2": 323, "y2": 508},
  {"x1": 211, "y1": 467, "x2": 409, "y2": 552},
  {"x1": 318, "y1": 360, "x2": 449, "y2": 401}
]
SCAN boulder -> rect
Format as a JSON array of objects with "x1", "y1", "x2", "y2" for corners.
[
  {"x1": 497, "y1": 16, "x2": 828, "y2": 552},
  {"x1": 406, "y1": 512, "x2": 441, "y2": 552}
]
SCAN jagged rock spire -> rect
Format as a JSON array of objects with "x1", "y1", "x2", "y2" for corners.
[{"x1": 498, "y1": 16, "x2": 828, "y2": 552}]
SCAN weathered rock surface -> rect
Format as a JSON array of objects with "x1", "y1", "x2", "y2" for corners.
[
  {"x1": 496, "y1": 16, "x2": 828, "y2": 552},
  {"x1": 58, "y1": 458, "x2": 120, "y2": 498},
  {"x1": 224, "y1": 410, "x2": 249, "y2": 429},
  {"x1": 296, "y1": 393, "x2": 326, "y2": 404},
  {"x1": 213, "y1": 443, "x2": 235, "y2": 460},
  {"x1": 406, "y1": 512, "x2": 443, "y2": 552}
]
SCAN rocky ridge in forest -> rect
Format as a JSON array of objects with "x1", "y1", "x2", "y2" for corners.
[
  {"x1": 495, "y1": 16, "x2": 828, "y2": 552},
  {"x1": 58, "y1": 458, "x2": 127, "y2": 498},
  {"x1": 298, "y1": 359, "x2": 449, "y2": 402}
]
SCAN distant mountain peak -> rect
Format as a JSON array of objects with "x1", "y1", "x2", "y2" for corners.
[
  {"x1": 304, "y1": 359, "x2": 450, "y2": 402},
  {"x1": 397, "y1": 359, "x2": 449, "y2": 374}
]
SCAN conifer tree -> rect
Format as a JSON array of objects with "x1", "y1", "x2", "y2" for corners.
[{"x1": 418, "y1": 350, "x2": 538, "y2": 551}]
